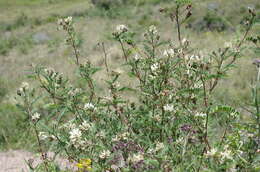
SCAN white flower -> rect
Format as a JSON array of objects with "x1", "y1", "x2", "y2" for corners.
[
  {"x1": 149, "y1": 75, "x2": 156, "y2": 80},
  {"x1": 44, "y1": 67, "x2": 55, "y2": 75},
  {"x1": 97, "y1": 130, "x2": 106, "y2": 138},
  {"x1": 163, "y1": 49, "x2": 175, "y2": 57},
  {"x1": 84, "y1": 103, "x2": 95, "y2": 110},
  {"x1": 220, "y1": 149, "x2": 232, "y2": 160},
  {"x1": 32, "y1": 112, "x2": 41, "y2": 121},
  {"x1": 112, "y1": 81, "x2": 120, "y2": 89},
  {"x1": 121, "y1": 132, "x2": 130, "y2": 140},
  {"x1": 205, "y1": 148, "x2": 218, "y2": 157},
  {"x1": 116, "y1": 24, "x2": 128, "y2": 34},
  {"x1": 65, "y1": 121, "x2": 76, "y2": 130},
  {"x1": 163, "y1": 104, "x2": 174, "y2": 112},
  {"x1": 64, "y1": 16, "x2": 72, "y2": 24},
  {"x1": 182, "y1": 38, "x2": 189, "y2": 45},
  {"x1": 194, "y1": 112, "x2": 207, "y2": 118},
  {"x1": 99, "y1": 150, "x2": 111, "y2": 159},
  {"x1": 224, "y1": 42, "x2": 232, "y2": 48},
  {"x1": 147, "y1": 148, "x2": 155, "y2": 154},
  {"x1": 112, "y1": 135, "x2": 120, "y2": 142},
  {"x1": 112, "y1": 132, "x2": 129, "y2": 141},
  {"x1": 230, "y1": 112, "x2": 238, "y2": 118},
  {"x1": 134, "y1": 54, "x2": 140, "y2": 61},
  {"x1": 151, "y1": 63, "x2": 159, "y2": 72},
  {"x1": 80, "y1": 121, "x2": 91, "y2": 131},
  {"x1": 176, "y1": 137, "x2": 184, "y2": 144},
  {"x1": 194, "y1": 82, "x2": 203, "y2": 89},
  {"x1": 39, "y1": 132, "x2": 48, "y2": 140},
  {"x1": 21, "y1": 82, "x2": 29, "y2": 90},
  {"x1": 129, "y1": 153, "x2": 144, "y2": 163},
  {"x1": 177, "y1": 48, "x2": 183, "y2": 54},
  {"x1": 68, "y1": 88, "x2": 81, "y2": 96},
  {"x1": 190, "y1": 54, "x2": 201, "y2": 62},
  {"x1": 155, "y1": 142, "x2": 164, "y2": 151},
  {"x1": 69, "y1": 128, "x2": 82, "y2": 145},
  {"x1": 153, "y1": 114, "x2": 161, "y2": 122},
  {"x1": 148, "y1": 25, "x2": 158, "y2": 35},
  {"x1": 57, "y1": 19, "x2": 63, "y2": 25}
]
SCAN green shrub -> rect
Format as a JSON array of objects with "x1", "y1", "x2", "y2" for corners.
[{"x1": 15, "y1": 3, "x2": 260, "y2": 172}]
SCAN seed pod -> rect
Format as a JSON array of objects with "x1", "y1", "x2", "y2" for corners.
[
  {"x1": 248, "y1": 7, "x2": 256, "y2": 16},
  {"x1": 186, "y1": 4, "x2": 192, "y2": 10},
  {"x1": 185, "y1": 11, "x2": 192, "y2": 20}
]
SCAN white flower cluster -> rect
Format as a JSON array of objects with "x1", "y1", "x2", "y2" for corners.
[
  {"x1": 224, "y1": 42, "x2": 233, "y2": 48},
  {"x1": 62, "y1": 120, "x2": 76, "y2": 130},
  {"x1": 163, "y1": 48, "x2": 175, "y2": 57},
  {"x1": 69, "y1": 128, "x2": 90, "y2": 150},
  {"x1": 205, "y1": 146, "x2": 233, "y2": 163},
  {"x1": 21, "y1": 82, "x2": 29, "y2": 90},
  {"x1": 153, "y1": 114, "x2": 161, "y2": 122},
  {"x1": 84, "y1": 103, "x2": 95, "y2": 110},
  {"x1": 155, "y1": 142, "x2": 164, "y2": 151},
  {"x1": 134, "y1": 54, "x2": 140, "y2": 61},
  {"x1": 163, "y1": 104, "x2": 174, "y2": 112},
  {"x1": 112, "y1": 81, "x2": 120, "y2": 89},
  {"x1": 194, "y1": 112, "x2": 207, "y2": 118},
  {"x1": 151, "y1": 63, "x2": 159, "y2": 72},
  {"x1": 220, "y1": 149, "x2": 232, "y2": 161},
  {"x1": 175, "y1": 137, "x2": 184, "y2": 144},
  {"x1": 17, "y1": 82, "x2": 29, "y2": 96},
  {"x1": 32, "y1": 112, "x2": 41, "y2": 121},
  {"x1": 148, "y1": 142, "x2": 165, "y2": 154},
  {"x1": 148, "y1": 25, "x2": 158, "y2": 35},
  {"x1": 112, "y1": 132, "x2": 130, "y2": 142},
  {"x1": 96, "y1": 130, "x2": 106, "y2": 138},
  {"x1": 205, "y1": 148, "x2": 218, "y2": 157},
  {"x1": 39, "y1": 132, "x2": 48, "y2": 140},
  {"x1": 230, "y1": 111, "x2": 239, "y2": 118},
  {"x1": 69, "y1": 128, "x2": 81, "y2": 142},
  {"x1": 182, "y1": 38, "x2": 189, "y2": 46},
  {"x1": 57, "y1": 16, "x2": 73, "y2": 29},
  {"x1": 128, "y1": 153, "x2": 144, "y2": 163},
  {"x1": 189, "y1": 54, "x2": 202, "y2": 63},
  {"x1": 99, "y1": 150, "x2": 111, "y2": 159},
  {"x1": 68, "y1": 88, "x2": 81, "y2": 97},
  {"x1": 193, "y1": 82, "x2": 203, "y2": 89},
  {"x1": 79, "y1": 121, "x2": 92, "y2": 131},
  {"x1": 115, "y1": 24, "x2": 128, "y2": 35}
]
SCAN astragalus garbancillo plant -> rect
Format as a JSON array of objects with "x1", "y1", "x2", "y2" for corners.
[{"x1": 16, "y1": 0, "x2": 258, "y2": 171}]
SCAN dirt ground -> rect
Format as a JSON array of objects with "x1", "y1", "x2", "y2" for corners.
[{"x1": 0, "y1": 150, "x2": 76, "y2": 172}]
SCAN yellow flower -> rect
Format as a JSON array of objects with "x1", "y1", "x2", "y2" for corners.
[{"x1": 76, "y1": 158, "x2": 92, "y2": 171}]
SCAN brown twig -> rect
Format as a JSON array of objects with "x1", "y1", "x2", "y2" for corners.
[
  {"x1": 175, "y1": 5, "x2": 182, "y2": 46},
  {"x1": 101, "y1": 42, "x2": 109, "y2": 73}
]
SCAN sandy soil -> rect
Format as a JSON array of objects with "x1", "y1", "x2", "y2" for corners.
[{"x1": 0, "y1": 150, "x2": 76, "y2": 172}]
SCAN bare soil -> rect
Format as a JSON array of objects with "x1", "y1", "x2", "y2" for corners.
[{"x1": 0, "y1": 150, "x2": 76, "y2": 172}]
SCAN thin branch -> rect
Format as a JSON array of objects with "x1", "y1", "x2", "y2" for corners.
[{"x1": 101, "y1": 42, "x2": 109, "y2": 73}]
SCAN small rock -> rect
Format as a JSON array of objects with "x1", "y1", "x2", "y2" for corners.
[
  {"x1": 33, "y1": 32, "x2": 50, "y2": 44},
  {"x1": 207, "y1": 2, "x2": 219, "y2": 11}
]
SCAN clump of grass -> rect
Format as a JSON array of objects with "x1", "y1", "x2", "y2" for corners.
[
  {"x1": 0, "y1": 103, "x2": 34, "y2": 150},
  {"x1": 0, "y1": 35, "x2": 34, "y2": 55}
]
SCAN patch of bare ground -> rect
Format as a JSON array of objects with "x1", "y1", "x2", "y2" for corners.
[{"x1": 0, "y1": 150, "x2": 76, "y2": 172}]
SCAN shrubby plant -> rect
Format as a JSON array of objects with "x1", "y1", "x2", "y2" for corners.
[{"x1": 16, "y1": 1, "x2": 259, "y2": 171}]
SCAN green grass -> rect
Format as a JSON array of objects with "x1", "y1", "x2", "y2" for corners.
[{"x1": 0, "y1": 103, "x2": 35, "y2": 150}]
